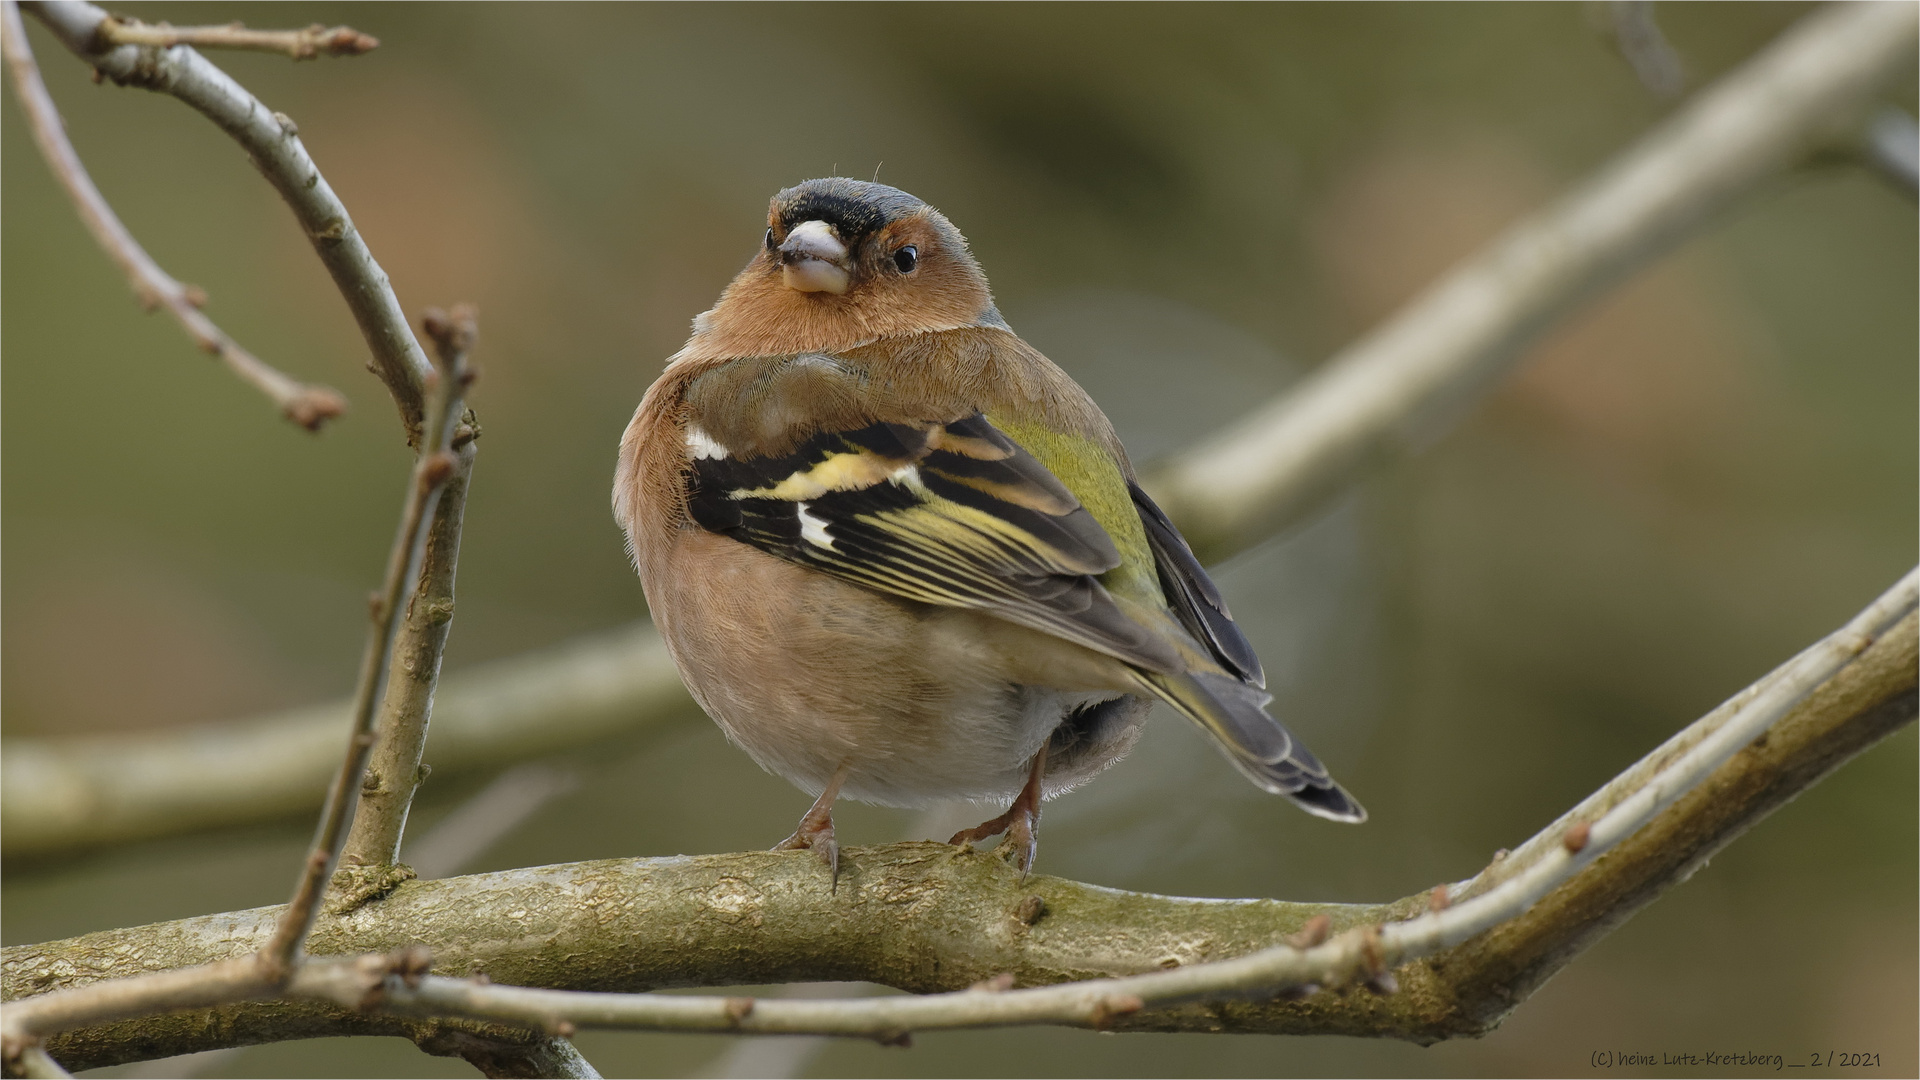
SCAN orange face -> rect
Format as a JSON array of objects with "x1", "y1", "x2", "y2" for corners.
[{"x1": 693, "y1": 178, "x2": 999, "y2": 358}]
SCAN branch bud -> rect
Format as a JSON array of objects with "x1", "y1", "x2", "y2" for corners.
[
  {"x1": 1563, "y1": 822, "x2": 1592, "y2": 854},
  {"x1": 1285, "y1": 914, "x2": 1331, "y2": 950}
]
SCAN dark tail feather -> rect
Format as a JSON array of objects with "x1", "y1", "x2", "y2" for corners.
[{"x1": 1136, "y1": 669, "x2": 1367, "y2": 824}]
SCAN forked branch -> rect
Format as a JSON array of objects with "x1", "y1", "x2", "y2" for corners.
[
  {"x1": 0, "y1": 318, "x2": 473, "y2": 1070},
  {"x1": 260, "y1": 309, "x2": 473, "y2": 978},
  {"x1": 340, "y1": 307, "x2": 482, "y2": 878},
  {"x1": 24, "y1": 0, "x2": 436, "y2": 429},
  {"x1": 0, "y1": 0, "x2": 347, "y2": 429}
]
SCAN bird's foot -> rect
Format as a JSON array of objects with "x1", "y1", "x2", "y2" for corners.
[
  {"x1": 774, "y1": 815, "x2": 839, "y2": 886},
  {"x1": 948, "y1": 747, "x2": 1046, "y2": 877},
  {"x1": 948, "y1": 803, "x2": 1038, "y2": 876},
  {"x1": 774, "y1": 765, "x2": 849, "y2": 891}
]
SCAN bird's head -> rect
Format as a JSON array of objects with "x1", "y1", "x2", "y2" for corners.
[{"x1": 693, "y1": 178, "x2": 1001, "y2": 357}]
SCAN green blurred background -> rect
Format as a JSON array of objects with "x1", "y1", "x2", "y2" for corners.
[{"x1": 3, "y1": 3, "x2": 1914, "y2": 1077}]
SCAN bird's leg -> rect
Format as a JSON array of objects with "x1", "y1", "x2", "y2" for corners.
[
  {"x1": 775, "y1": 762, "x2": 850, "y2": 890},
  {"x1": 948, "y1": 745, "x2": 1048, "y2": 877}
]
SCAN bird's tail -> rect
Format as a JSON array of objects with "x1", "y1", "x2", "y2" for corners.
[{"x1": 1133, "y1": 668, "x2": 1366, "y2": 823}]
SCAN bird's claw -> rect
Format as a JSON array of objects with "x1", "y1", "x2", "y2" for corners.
[
  {"x1": 1006, "y1": 812, "x2": 1038, "y2": 879},
  {"x1": 775, "y1": 817, "x2": 840, "y2": 891},
  {"x1": 775, "y1": 766, "x2": 849, "y2": 892},
  {"x1": 949, "y1": 747, "x2": 1046, "y2": 878},
  {"x1": 948, "y1": 803, "x2": 1039, "y2": 878}
]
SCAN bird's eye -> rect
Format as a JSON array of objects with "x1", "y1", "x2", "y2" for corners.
[
  {"x1": 765, "y1": 227, "x2": 776, "y2": 250},
  {"x1": 893, "y1": 245, "x2": 918, "y2": 273}
]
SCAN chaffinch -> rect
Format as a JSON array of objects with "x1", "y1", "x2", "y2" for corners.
[{"x1": 614, "y1": 178, "x2": 1363, "y2": 882}]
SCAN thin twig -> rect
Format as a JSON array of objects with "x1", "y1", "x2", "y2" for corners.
[
  {"x1": 25, "y1": 0, "x2": 435, "y2": 428},
  {"x1": 259, "y1": 314, "x2": 473, "y2": 979},
  {"x1": 96, "y1": 15, "x2": 377, "y2": 60},
  {"x1": 340, "y1": 306, "x2": 481, "y2": 878},
  {"x1": 1146, "y1": 0, "x2": 1919, "y2": 560},
  {"x1": 0, "y1": 0, "x2": 347, "y2": 430},
  {"x1": 0, "y1": 957, "x2": 265, "y2": 1056},
  {"x1": 0, "y1": 950, "x2": 427, "y2": 1062},
  {"x1": 1384, "y1": 569, "x2": 1916, "y2": 956}
]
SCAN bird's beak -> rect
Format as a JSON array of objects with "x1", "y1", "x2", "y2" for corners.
[{"x1": 778, "y1": 220, "x2": 852, "y2": 295}]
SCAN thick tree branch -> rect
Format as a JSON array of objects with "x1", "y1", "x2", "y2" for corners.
[
  {"x1": 23, "y1": 0, "x2": 435, "y2": 428},
  {"x1": 135, "y1": 570, "x2": 1920, "y2": 1043},
  {"x1": 7, "y1": 571, "x2": 1911, "y2": 1068},
  {"x1": 95, "y1": 14, "x2": 378, "y2": 60},
  {"x1": 0, "y1": 0, "x2": 347, "y2": 430},
  {"x1": 1143, "y1": 0, "x2": 1919, "y2": 561},
  {"x1": 340, "y1": 307, "x2": 480, "y2": 881}
]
